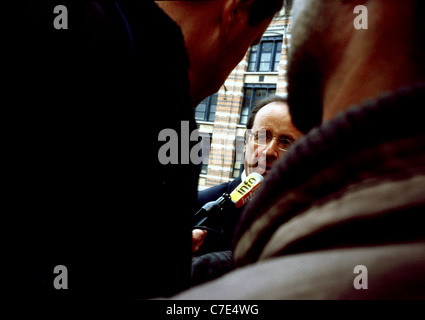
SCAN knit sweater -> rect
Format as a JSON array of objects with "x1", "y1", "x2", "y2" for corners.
[{"x1": 233, "y1": 83, "x2": 425, "y2": 267}]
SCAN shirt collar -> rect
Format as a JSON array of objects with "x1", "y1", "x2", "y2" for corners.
[{"x1": 241, "y1": 170, "x2": 247, "y2": 181}]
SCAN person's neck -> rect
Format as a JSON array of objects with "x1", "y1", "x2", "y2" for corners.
[{"x1": 322, "y1": 2, "x2": 425, "y2": 121}]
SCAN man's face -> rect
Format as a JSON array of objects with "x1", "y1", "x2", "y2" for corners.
[
  {"x1": 244, "y1": 102, "x2": 302, "y2": 176},
  {"x1": 155, "y1": 0, "x2": 277, "y2": 106}
]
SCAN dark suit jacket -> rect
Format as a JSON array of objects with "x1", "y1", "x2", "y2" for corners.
[
  {"x1": 10, "y1": 1, "x2": 199, "y2": 300},
  {"x1": 195, "y1": 175, "x2": 243, "y2": 255}
]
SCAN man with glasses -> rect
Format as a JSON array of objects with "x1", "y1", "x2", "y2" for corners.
[
  {"x1": 244, "y1": 95, "x2": 302, "y2": 178},
  {"x1": 191, "y1": 95, "x2": 301, "y2": 285}
]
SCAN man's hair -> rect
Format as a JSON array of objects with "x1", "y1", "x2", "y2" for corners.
[
  {"x1": 246, "y1": 0, "x2": 291, "y2": 26},
  {"x1": 246, "y1": 94, "x2": 288, "y2": 130}
]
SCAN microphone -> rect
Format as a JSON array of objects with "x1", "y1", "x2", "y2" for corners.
[{"x1": 193, "y1": 172, "x2": 264, "y2": 230}]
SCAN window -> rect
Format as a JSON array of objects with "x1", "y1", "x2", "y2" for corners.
[
  {"x1": 239, "y1": 84, "x2": 276, "y2": 125},
  {"x1": 199, "y1": 133, "x2": 212, "y2": 175},
  {"x1": 195, "y1": 93, "x2": 218, "y2": 122},
  {"x1": 232, "y1": 136, "x2": 245, "y2": 178},
  {"x1": 247, "y1": 36, "x2": 282, "y2": 72}
]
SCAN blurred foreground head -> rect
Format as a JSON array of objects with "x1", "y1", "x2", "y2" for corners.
[
  {"x1": 155, "y1": 0, "x2": 288, "y2": 107},
  {"x1": 286, "y1": 0, "x2": 425, "y2": 133}
]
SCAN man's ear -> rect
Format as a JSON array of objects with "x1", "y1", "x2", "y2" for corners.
[
  {"x1": 220, "y1": 0, "x2": 238, "y2": 35},
  {"x1": 220, "y1": 0, "x2": 254, "y2": 36}
]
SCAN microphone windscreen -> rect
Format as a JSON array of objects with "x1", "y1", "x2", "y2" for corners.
[{"x1": 229, "y1": 172, "x2": 263, "y2": 208}]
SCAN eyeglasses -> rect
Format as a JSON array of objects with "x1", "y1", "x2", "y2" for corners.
[{"x1": 249, "y1": 131, "x2": 293, "y2": 152}]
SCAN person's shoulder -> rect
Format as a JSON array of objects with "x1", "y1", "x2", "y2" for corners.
[
  {"x1": 197, "y1": 182, "x2": 230, "y2": 206},
  {"x1": 228, "y1": 176, "x2": 242, "y2": 191}
]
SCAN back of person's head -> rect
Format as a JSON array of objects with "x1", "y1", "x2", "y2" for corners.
[{"x1": 286, "y1": 0, "x2": 425, "y2": 134}]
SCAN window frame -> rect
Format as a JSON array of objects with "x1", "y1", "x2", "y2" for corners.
[
  {"x1": 247, "y1": 36, "x2": 283, "y2": 73},
  {"x1": 239, "y1": 84, "x2": 277, "y2": 125},
  {"x1": 198, "y1": 132, "x2": 212, "y2": 175},
  {"x1": 195, "y1": 93, "x2": 218, "y2": 122},
  {"x1": 232, "y1": 136, "x2": 246, "y2": 179}
]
